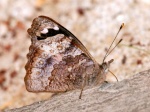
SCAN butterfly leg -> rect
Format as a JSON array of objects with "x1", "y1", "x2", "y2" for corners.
[
  {"x1": 79, "y1": 82, "x2": 85, "y2": 99},
  {"x1": 79, "y1": 73, "x2": 88, "y2": 99}
]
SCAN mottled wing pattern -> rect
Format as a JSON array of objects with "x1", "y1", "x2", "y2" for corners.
[{"x1": 24, "y1": 16, "x2": 105, "y2": 93}]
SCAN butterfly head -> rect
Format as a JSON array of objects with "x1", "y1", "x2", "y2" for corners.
[{"x1": 99, "y1": 59, "x2": 114, "y2": 74}]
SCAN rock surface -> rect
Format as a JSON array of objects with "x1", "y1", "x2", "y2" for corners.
[{"x1": 5, "y1": 69, "x2": 150, "y2": 112}]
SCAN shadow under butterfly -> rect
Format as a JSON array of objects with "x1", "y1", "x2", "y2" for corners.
[{"x1": 24, "y1": 16, "x2": 123, "y2": 99}]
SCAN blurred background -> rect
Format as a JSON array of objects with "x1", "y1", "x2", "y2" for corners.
[{"x1": 0, "y1": 0, "x2": 150, "y2": 110}]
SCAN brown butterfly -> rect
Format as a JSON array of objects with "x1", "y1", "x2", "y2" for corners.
[{"x1": 24, "y1": 16, "x2": 123, "y2": 99}]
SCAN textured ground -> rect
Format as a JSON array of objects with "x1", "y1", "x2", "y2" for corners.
[
  {"x1": 0, "y1": 0, "x2": 150, "y2": 110},
  {"x1": 5, "y1": 70, "x2": 150, "y2": 112}
]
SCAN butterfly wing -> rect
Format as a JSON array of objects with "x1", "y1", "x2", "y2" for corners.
[
  {"x1": 24, "y1": 16, "x2": 102, "y2": 92},
  {"x1": 39, "y1": 16, "x2": 96, "y2": 62}
]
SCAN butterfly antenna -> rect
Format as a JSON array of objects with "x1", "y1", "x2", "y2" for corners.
[
  {"x1": 105, "y1": 39, "x2": 122, "y2": 58},
  {"x1": 108, "y1": 70, "x2": 118, "y2": 82},
  {"x1": 103, "y1": 23, "x2": 124, "y2": 63}
]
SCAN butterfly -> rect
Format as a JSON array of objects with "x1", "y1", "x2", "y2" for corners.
[{"x1": 24, "y1": 16, "x2": 123, "y2": 99}]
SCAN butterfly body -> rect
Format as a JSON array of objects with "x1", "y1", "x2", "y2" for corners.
[{"x1": 25, "y1": 16, "x2": 111, "y2": 93}]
